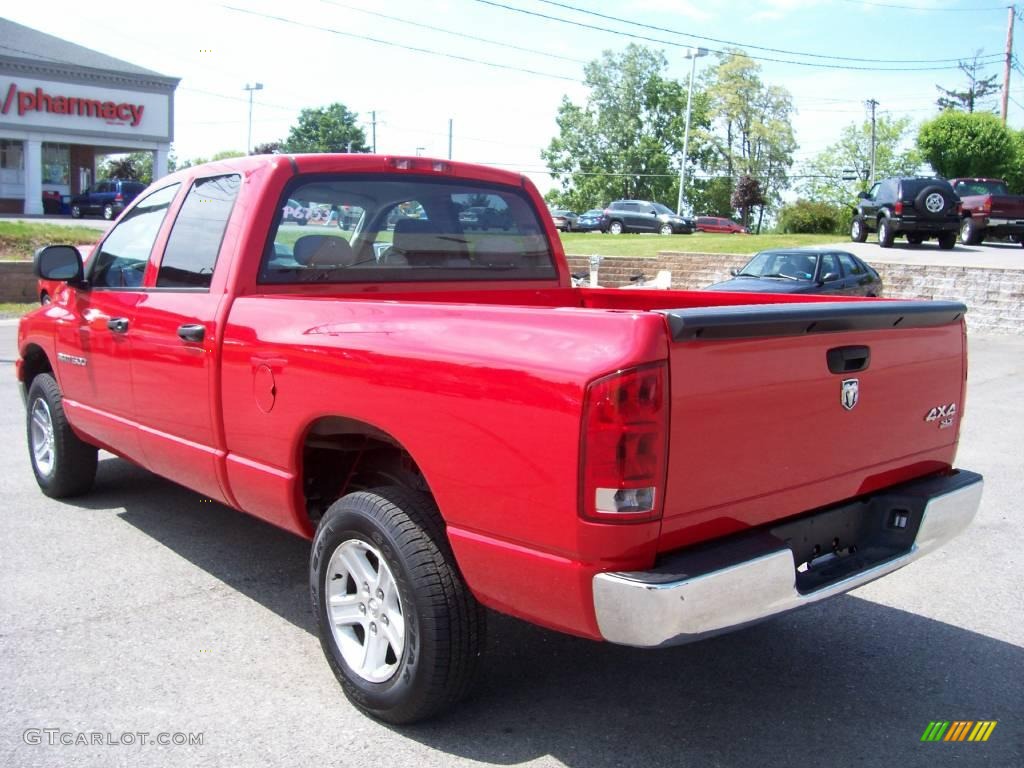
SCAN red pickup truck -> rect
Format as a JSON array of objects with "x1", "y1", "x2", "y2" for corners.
[
  {"x1": 951, "y1": 177, "x2": 1024, "y2": 245},
  {"x1": 19, "y1": 154, "x2": 983, "y2": 724}
]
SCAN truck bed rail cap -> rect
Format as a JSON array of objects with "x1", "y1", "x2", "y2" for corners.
[{"x1": 658, "y1": 300, "x2": 967, "y2": 341}]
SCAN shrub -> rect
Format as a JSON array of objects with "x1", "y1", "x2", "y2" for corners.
[{"x1": 778, "y1": 199, "x2": 850, "y2": 234}]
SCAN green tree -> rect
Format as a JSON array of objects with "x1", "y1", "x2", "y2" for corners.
[
  {"x1": 936, "y1": 52, "x2": 999, "y2": 113},
  {"x1": 696, "y1": 50, "x2": 796, "y2": 231},
  {"x1": 542, "y1": 44, "x2": 703, "y2": 212},
  {"x1": 801, "y1": 116, "x2": 921, "y2": 206},
  {"x1": 1001, "y1": 130, "x2": 1024, "y2": 193},
  {"x1": 282, "y1": 103, "x2": 368, "y2": 154},
  {"x1": 730, "y1": 174, "x2": 764, "y2": 227},
  {"x1": 98, "y1": 150, "x2": 178, "y2": 184},
  {"x1": 687, "y1": 176, "x2": 734, "y2": 218},
  {"x1": 251, "y1": 140, "x2": 283, "y2": 155},
  {"x1": 917, "y1": 111, "x2": 1014, "y2": 178}
]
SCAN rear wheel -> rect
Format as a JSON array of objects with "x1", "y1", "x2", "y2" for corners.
[
  {"x1": 70, "y1": 205, "x2": 82, "y2": 219},
  {"x1": 26, "y1": 373, "x2": 97, "y2": 498},
  {"x1": 608, "y1": 220, "x2": 624, "y2": 235},
  {"x1": 311, "y1": 486, "x2": 486, "y2": 724},
  {"x1": 877, "y1": 217, "x2": 895, "y2": 248},
  {"x1": 102, "y1": 204, "x2": 115, "y2": 221},
  {"x1": 938, "y1": 231, "x2": 957, "y2": 250}
]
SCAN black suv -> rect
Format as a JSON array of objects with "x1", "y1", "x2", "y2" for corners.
[
  {"x1": 70, "y1": 179, "x2": 147, "y2": 221},
  {"x1": 851, "y1": 177, "x2": 961, "y2": 249},
  {"x1": 603, "y1": 200, "x2": 694, "y2": 234}
]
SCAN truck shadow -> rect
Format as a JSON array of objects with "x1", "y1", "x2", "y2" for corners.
[{"x1": 77, "y1": 457, "x2": 1022, "y2": 767}]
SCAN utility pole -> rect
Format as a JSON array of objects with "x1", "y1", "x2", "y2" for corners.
[
  {"x1": 448, "y1": 118, "x2": 453, "y2": 160},
  {"x1": 866, "y1": 99, "x2": 879, "y2": 186},
  {"x1": 677, "y1": 47, "x2": 708, "y2": 216},
  {"x1": 243, "y1": 82, "x2": 263, "y2": 154},
  {"x1": 371, "y1": 110, "x2": 377, "y2": 153},
  {"x1": 1002, "y1": 5, "x2": 1014, "y2": 124}
]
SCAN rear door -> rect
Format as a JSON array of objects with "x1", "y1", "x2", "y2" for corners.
[
  {"x1": 655, "y1": 302, "x2": 966, "y2": 551},
  {"x1": 130, "y1": 173, "x2": 242, "y2": 504}
]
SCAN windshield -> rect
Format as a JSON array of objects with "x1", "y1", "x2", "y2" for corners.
[
  {"x1": 738, "y1": 251, "x2": 818, "y2": 281},
  {"x1": 652, "y1": 203, "x2": 674, "y2": 215},
  {"x1": 953, "y1": 180, "x2": 1009, "y2": 196},
  {"x1": 261, "y1": 175, "x2": 557, "y2": 284}
]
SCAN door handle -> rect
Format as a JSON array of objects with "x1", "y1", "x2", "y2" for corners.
[
  {"x1": 107, "y1": 317, "x2": 129, "y2": 334},
  {"x1": 177, "y1": 323, "x2": 205, "y2": 343}
]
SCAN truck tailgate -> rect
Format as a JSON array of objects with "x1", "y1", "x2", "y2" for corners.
[
  {"x1": 656, "y1": 300, "x2": 966, "y2": 552},
  {"x1": 988, "y1": 194, "x2": 1024, "y2": 218}
]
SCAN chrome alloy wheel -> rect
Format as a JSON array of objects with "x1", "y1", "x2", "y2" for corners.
[
  {"x1": 326, "y1": 539, "x2": 405, "y2": 683},
  {"x1": 30, "y1": 398, "x2": 56, "y2": 477}
]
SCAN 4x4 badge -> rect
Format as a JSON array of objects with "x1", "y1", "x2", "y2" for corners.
[{"x1": 841, "y1": 378, "x2": 859, "y2": 411}]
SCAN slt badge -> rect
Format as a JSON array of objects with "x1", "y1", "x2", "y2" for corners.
[{"x1": 841, "y1": 378, "x2": 859, "y2": 411}]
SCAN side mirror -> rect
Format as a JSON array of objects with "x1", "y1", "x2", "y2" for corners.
[
  {"x1": 856, "y1": 191, "x2": 869, "y2": 200},
  {"x1": 729, "y1": 267, "x2": 739, "y2": 276},
  {"x1": 821, "y1": 272, "x2": 839, "y2": 283},
  {"x1": 34, "y1": 245, "x2": 83, "y2": 283}
]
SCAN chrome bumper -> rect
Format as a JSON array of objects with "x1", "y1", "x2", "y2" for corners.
[{"x1": 593, "y1": 471, "x2": 983, "y2": 647}]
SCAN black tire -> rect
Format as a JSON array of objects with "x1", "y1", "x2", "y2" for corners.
[
  {"x1": 311, "y1": 486, "x2": 486, "y2": 724},
  {"x1": 26, "y1": 373, "x2": 98, "y2": 498},
  {"x1": 960, "y1": 217, "x2": 982, "y2": 245},
  {"x1": 70, "y1": 205, "x2": 82, "y2": 219},
  {"x1": 102, "y1": 204, "x2": 115, "y2": 221},
  {"x1": 914, "y1": 185, "x2": 953, "y2": 217},
  {"x1": 877, "y1": 217, "x2": 895, "y2": 248},
  {"x1": 938, "y1": 231, "x2": 957, "y2": 250},
  {"x1": 850, "y1": 216, "x2": 868, "y2": 243},
  {"x1": 608, "y1": 220, "x2": 624, "y2": 235},
  {"x1": 40, "y1": 291, "x2": 51, "y2": 305},
  {"x1": 906, "y1": 234, "x2": 924, "y2": 245}
]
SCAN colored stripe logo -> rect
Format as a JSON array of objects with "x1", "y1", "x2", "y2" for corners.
[{"x1": 921, "y1": 721, "x2": 997, "y2": 742}]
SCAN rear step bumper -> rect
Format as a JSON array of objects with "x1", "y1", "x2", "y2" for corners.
[{"x1": 592, "y1": 470, "x2": 983, "y2": 647}]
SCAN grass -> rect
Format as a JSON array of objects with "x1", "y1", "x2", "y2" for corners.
[
  {"x1": 0, "y1": 302, "x2": 37, "y2": 319},
  {"x1": 0, "y1": 222, "x2": 104, "y2": 261},
  {"x1": 559, "y1": 231, "x2": 843, "y2": 257}
]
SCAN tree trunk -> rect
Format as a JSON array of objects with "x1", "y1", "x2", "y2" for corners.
[{"x1": 756, "y1": 205, "x2": 765, "y2": 234}]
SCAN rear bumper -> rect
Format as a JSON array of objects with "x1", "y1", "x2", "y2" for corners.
[
  {"x1": 592, "y1": 470, "x2": 983, "y2": 647},
  {"x1": 891, "y1": 216, "x2": 959, "y2": 233},
  {"x1": 979, "y1": 217, "x2": 1024, "y2": 233}
]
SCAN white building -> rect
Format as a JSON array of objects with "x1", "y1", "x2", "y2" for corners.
[{"x1": 0, "y1": 18, "x2": 178, "y2": 214}]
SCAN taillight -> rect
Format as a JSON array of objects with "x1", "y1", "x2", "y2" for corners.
[
  {"x1": 579, "y1": 363, "x2": 668, "y2": 523},
  {"x1": 385, "y1": 157, "x2": 450, "y2": 173},
  {"x1": 894, "y1": 201, "x2": 903, "y2": 215},
  {"x1": 983, "y1": 197, "x2": 992, "y2": 213},
  {"x1": 115, "y1": 193, "x2": 123, "y2": 201}
]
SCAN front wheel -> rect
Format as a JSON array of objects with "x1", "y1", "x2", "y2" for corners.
[
  {"x1": 850, "y1": 216, "x2": 868, "y2": 243},
  {"x1": 311, "y1": 486, "x2": 486, "y2": 724},
  {"x1": 659, "y1": 223, "x2": 673, "y2": 236},
  {"x1": 608, "y1": 220, "x2": 624, "y2": 235},
  {"x1": 26, "y1": 373, "x2": 98, "y2": 498},
  {"x1": 938, "y1": 231, "x2": 957, "y2": 250},
  {"x1": 960, "y1": 217, "x2": 982, "y2": 245}
]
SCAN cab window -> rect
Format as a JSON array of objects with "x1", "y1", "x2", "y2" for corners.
[
  {"x1": 89, "y1": 184, "x2": 180, "y2": 289},
  {"x1": 157, "y1": 175, "x2": 240, "y2": 289}
]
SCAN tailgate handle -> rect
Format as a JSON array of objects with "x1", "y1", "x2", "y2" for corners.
[{"x1": 827, "y1": 345, "x2": 870, "y2": 374}]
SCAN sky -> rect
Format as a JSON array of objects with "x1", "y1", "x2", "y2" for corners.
[{"x1": 4, "y1": 0, "x2": 1022, "y2": 195}]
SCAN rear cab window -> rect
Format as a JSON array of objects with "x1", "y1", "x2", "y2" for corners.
[{"x1": 260, "y1": 175, "x2": 556, "y2": 284}]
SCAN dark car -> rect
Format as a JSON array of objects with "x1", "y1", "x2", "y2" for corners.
[
  {"x1": 575, "y1": 208, "x2": 606, "y2": 232},
  {"x1": 603, "y1": 200, "x2": 694, "y2": 235},
  {"x1": 695, "y1": 216, "x2": 747, "y2": 234},
  {"x1": 70, "y1": 179, "x2": 146, "y2": 221},
  {"x1": 851, "y1": 177, "x2": 961, "y2": 249},
  {"x1": 704, "y1": 248, "x2": 883, "y2": 297},
  {"x1": 550, "y1": 209, "x2": 578, "y2": 232}
]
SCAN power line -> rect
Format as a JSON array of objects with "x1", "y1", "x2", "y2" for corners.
[
  {"x1": 837, "y1": 0, "x2": 1009, "y2": 11},
  {"x1": 472, "y1": 0, "x2": 1003, "y2": 70},
  {"x1": 532, "y1": 0, "x2": 1000, "y2": 64},
  {"x1": 318, "y1": 0, "x2": 587, "y2": 65},
  {"x1": 221, "y1": 5, "x2": 583, "y2": 83}
]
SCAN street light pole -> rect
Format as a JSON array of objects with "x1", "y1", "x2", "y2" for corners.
[
  {"x1": 677, "y1": 48, "x2": 708, "y2": 216},
  {"x1": 244, "y1": 83, "x2": 263, "y2": 154}
]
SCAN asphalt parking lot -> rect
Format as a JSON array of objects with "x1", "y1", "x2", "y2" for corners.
[{"x1": 1, "y1": 322, "x2": 1021, "y2": 768}]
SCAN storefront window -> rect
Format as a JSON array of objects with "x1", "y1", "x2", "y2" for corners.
[
  {"x1": 42, "y1": 143, "x2": 70, "y2": 185},
  {"x1": 0, "y1": 140, "x2": 23, "y2": 170}
]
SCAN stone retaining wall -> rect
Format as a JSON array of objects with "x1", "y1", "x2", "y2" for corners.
[
  {"x1": 567, "y1": 252, "x2": 1024, "y2": 334},
  {"x1": 0, "y1": 262, "x2": 40, "y2": 303}
]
